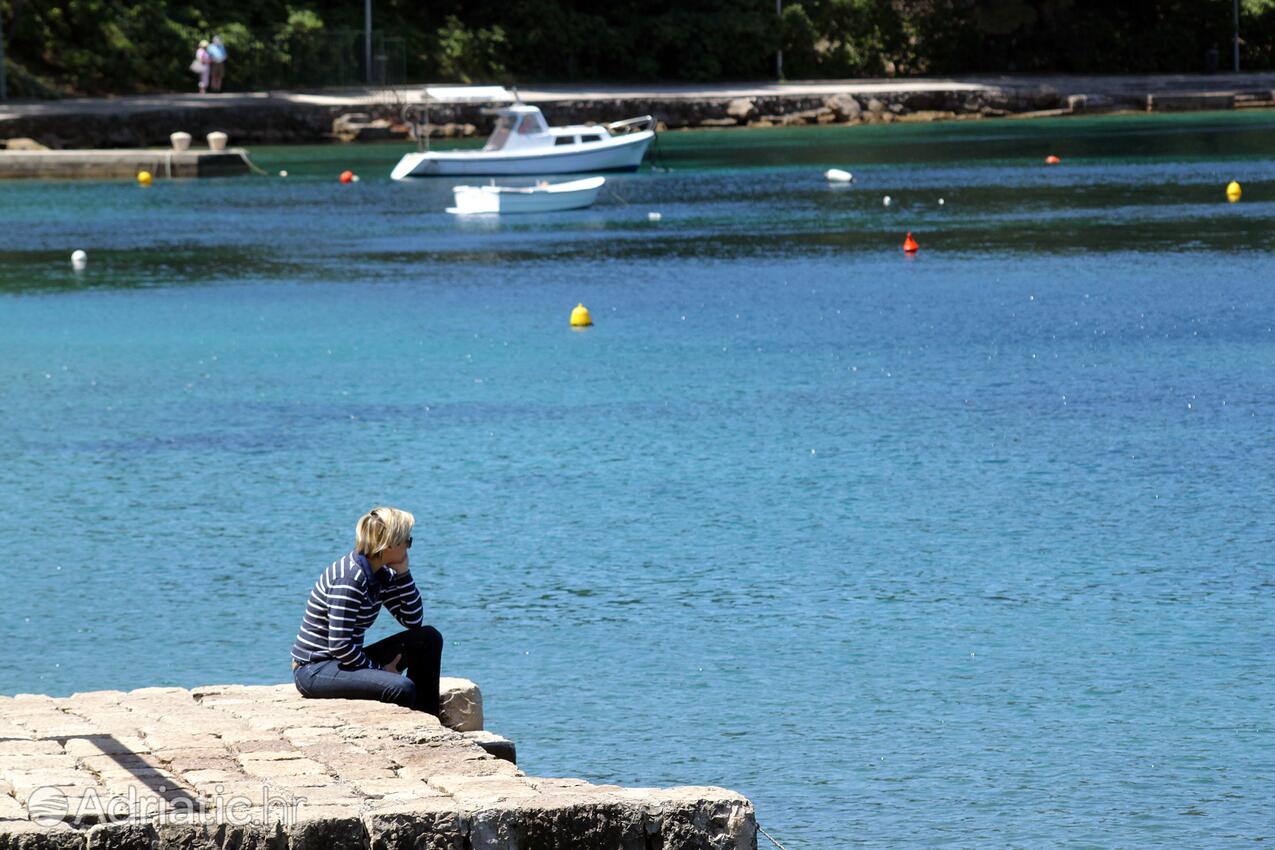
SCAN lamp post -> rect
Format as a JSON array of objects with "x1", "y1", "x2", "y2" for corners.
[
  {"x1": 0, "y1": 4, "x2": 8, "y2": 101},
  {"x1": 364, "y1": 0, "x2": 372, "y2": 84},
  {"x1": 1233, "y1": 0, "x2": 1240, "y2": 72},
  {"x1": 776, "y1": 0, "x2": 783, "y2": 80}
]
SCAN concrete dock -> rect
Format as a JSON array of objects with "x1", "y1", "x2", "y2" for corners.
[
  {"x1": 0, "y1": 680, "x2": 754, "y2": 849},
  {"x1": 0, "y1": 148, "x2": 253, "y2": 180}
]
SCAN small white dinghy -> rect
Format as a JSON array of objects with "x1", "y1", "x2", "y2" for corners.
[{"x1": 446, "y1": 175, "x2": 606, "y2": 215}]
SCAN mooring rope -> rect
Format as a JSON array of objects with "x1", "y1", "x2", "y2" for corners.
[
  {"x1": 605, "y1": 184, "x2": 630, "y2": 207},
  {"x1": 649, "y1": 129, "x2": 672, "y2": 173},
  {"x1": 757, "y1": 823, "x2": 793, "y2": 850},
  {"x1": 237, "y1": 150, "x2": 270, "y2": 176}
]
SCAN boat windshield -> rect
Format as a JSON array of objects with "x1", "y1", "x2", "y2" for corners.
[{"x1": 484, "y1": 115, "x2": 517, "y2": 151}]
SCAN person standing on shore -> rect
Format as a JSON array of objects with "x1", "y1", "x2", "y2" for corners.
[
  {"x1": 190, "y1": 39, "x2": 211, "y2": 94},
  {"x1": 290, "y1": 507, "x2": 444, "y2": 717},
  {"x1": 208, "y1": 35, "x2": 227, "y2": 92}
]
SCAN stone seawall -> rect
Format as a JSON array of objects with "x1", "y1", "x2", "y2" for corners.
[
  {"x1": 0, "y1": 681, "x2": 755, "y2": 850},
  {"x1": 4, "y1": 73, "x2": 1275, "y2": 150}
]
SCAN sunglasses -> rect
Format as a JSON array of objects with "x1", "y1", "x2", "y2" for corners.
[{"x1": 405, "y1": 536, "x2": 413, "y2": 549}]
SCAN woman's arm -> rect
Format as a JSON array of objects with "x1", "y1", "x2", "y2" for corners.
[{"x1": 383, "y1": 572, "x2": 424, "y2": 629}]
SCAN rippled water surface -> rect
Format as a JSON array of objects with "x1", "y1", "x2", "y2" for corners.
[{"x1": 2, "y1": 111, "x2": 1274, "y2": 848}]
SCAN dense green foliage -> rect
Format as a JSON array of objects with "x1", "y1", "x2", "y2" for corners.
[{"x1": 2, "y1": 0, "x2": 1273, "y2": 97}]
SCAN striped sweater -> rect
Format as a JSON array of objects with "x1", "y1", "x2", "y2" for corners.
[{"x1": 291, "y1": 550, "x2": 425, "y2": 670}]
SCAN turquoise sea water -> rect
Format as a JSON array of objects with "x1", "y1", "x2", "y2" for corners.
[{"x1": 1, "y1": 111, "x2": 1273, "y2": 848}]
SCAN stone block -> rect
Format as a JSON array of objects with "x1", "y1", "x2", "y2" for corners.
[
  {"x1": 824, "y1": 94, "x2": 861, "y2": 121},
  {"x1": 0, "y1": 755, "x2": 78, "y2": 773},
  {"x1": 236, "y1": 751, "x2": 305, "y2": 763},
  {"x1": 159, "y1": 759, "x2": 240, "y2": 780},
  {"x1": 217, "y1": 730, "x2": 285, "y2": 746},
  {"x1": 461, "y1": 733, "x2": 516, "y2": 765},
  {"x1": 66, "y1": 691, "x2": 126, "y2": 704},
  {"x1": 0, "y1": 818, "x2": 86, "y2": 848},
  {"x1": 725, "y1": 98, "x2": 756, "y2": 121},
  {"x1": 247, "y1": 714, "x2": 308, "y2": 733},
  {"x1": 351, "y1": 778, "x2": 443, "y2": 800},
  {"x1": 438, "y1": 679, "x2": 483, "y2": 733},
  {"x1": 361, "y1": 801, "x2": 467, "y2": 850},
  {"x1": 0, "y1": 792, "x2": 27, "y2": 819},
  {"x1": 0, "y1": 740, "x2": 61, "y2": 757},
  {"x1": 426, "y1": 775, "x2": 538, "y2": 806},
  {"x1": 1147, "y1": 92, "x2": 1236, "y2": 111},
  {"x1": 140, "y1": 733, "x2": 223, "y2": 752},
  {"x1": 240, "y1": 758, "x2": 329, "y2": 779},
  {"x1": 286, "y1": 810, "x2": 365, "y2": 850},
  {"x1": 0, "y1": 137, "x2": 50, "y2": 152},
  {"x1": 6, "y1": 773, "x2": 101, "y2": 803},
  {"x1": 84, "y1": 820, "x2": 159, "y2": 849},
  {"x1": 63, "y1": 737, "x2": 149, "y2": 760},
  {"x1": 296, "y1": 743, "x2": 367, "y2": 763},
  {"x1": 181, "y1": 769, "x2": 247, "y2": 786},
  {"x1": 330, "y1": 765, "x2": 396, "y2": 781},
  {"x1": 153, "y1": 818, "x2": 284, "y2": 850}
]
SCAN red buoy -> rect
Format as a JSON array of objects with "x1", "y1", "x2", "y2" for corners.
[
  {"x1": 902, "y1": 232, "x2": 919, "y2": 253},
  {"x1": 339, "y1": 170, "x2": 354, "y2": 184},
  {"x1": 1045, "y1": 155, "x2": 1061, "y2": 165}
]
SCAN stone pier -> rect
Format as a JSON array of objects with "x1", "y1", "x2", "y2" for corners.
[
  {"x1": 0, "y1": 148, "x2": 254, "y2": 180},
  {"x1": 0, "y1": 680, "x2": 754, "y2": 849}
]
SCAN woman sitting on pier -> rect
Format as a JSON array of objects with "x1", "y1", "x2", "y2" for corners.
[{"x1": 290, "y1": 507, "x2": 444, "y2": 716}]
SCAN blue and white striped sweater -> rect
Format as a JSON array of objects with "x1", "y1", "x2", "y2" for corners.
[{"x1": 291, "y1": 550, "x2": 424, "y2": 669}]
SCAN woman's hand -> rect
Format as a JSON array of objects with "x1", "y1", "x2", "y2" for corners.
[
  {"x1": 385, "y1": 551, "x2": 410, "y2": 575},
  {"x1": 383, "y1": 653, "x2": 403, "y2": 674}
]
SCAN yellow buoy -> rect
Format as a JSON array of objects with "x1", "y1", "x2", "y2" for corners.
[
  {"x1": 570, "y1": 303, "x2": 593, "y2": 328},
  {"x1": 137, "y1": 170, "x2": 153, "y2": 186},
  {"x1": 1226, "y1": 180, "x2": 1242, "y2": 202}
]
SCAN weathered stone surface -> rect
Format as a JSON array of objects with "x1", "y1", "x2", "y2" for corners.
[
  {"x1": 1, "y1": 684, "x2": 754, "y2": 850},
  {"x1": 437, "y1": 679, "x2": 482, "y2": 733}
]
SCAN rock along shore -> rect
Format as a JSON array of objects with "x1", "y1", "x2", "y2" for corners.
[
  {"x1": 0, "y1": 680, "x2": 754, "y2": 850},
  {"x1": 2, "y1": 73, "x2": 1275, "y2": 150}
]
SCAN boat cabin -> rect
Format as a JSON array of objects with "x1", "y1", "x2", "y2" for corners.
[{"x1": 481, "y1": 104, "x2": 610, "y2": 152}]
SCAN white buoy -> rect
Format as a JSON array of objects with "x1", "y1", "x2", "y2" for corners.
[
  {"x1": 71, "y1": 250, "x2": 87, "y2": 270},
  {"x1": 824, "y1": 168, "x2": 853, "y2": 183},
  {"x1": 882, "y1": 195, "x2": 892, "y2": 206},
  {"x1": 938, "y1": 198, "x2": 945, "y2": 206},
  {"x1": 279, "y1": 170, "x2": 289, "y2": 178},
  {"x1": 351, "y1": 174, "x2": 361, "y2": 183},
  {"x1": 648, "y1": 211, "x2": 662, "y2": 222}
]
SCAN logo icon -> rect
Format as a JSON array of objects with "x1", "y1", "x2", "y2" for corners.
[{"x1": 26, "y1": 787, "x2": 68, "y2": 827}]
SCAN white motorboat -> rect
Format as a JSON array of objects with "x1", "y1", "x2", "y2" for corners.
[
  {"x1": 446, "y1": 176, "x2": 606, "y2": 215},
  {"x1": 392, "y1": 86, "x2": 655, "y2": 179}
]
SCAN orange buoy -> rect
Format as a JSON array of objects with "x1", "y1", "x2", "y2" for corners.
[
  {"x1": 1045, "y1": 155, "x2": 1061, "y2": 165},
  {"x1": 902, "y1": 232, "x2": 919, "y2": 253},
  {"x1": 339, "y1": 170, "x2": 354, "y2": 184}
]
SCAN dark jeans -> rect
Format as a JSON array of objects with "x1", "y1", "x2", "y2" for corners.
[{"x1": 293, "y1": 626, "x2": 443, "y2": 716}]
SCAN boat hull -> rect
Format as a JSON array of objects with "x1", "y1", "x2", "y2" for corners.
[
  {"x1": 447, "y1": 176, "x2": 606, "y2": 214},
  {"x1": 393, "y1": 132, "x2": 653, "y2": 179}
]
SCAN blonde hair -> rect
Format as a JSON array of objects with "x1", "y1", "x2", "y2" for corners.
[{"x1": 356, "y1": 506, "x2": 415, "y2": 557}]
